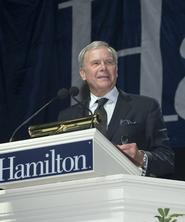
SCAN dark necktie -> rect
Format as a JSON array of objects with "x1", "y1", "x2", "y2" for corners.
[{"x1": 94, "y1": 98, "x2": 108, "y2": 135}]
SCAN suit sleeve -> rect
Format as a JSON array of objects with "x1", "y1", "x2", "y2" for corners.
[{"x1": 144, "y1": 99, "x2": 174, "y2": 177}]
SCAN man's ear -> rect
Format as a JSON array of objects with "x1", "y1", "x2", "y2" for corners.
[{"x1": 80, "y1": 69, "x2": 86, "y2": 80}]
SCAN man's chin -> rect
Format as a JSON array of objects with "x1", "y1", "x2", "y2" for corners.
[
  {"x1": 97, "y1": 80, "x2": 113, "y2": 87},
  {"x1": 93, "y1": 84, "x2": 114, "y2": 95}
]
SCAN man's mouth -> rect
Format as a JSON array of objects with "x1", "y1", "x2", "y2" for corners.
[{"x1": 97, "y1": 75, "x2": 109, "y2": 79}]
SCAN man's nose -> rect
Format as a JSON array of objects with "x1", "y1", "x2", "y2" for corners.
[{"x1": 100, "y1": 61, "x2": 106, "y2": 68}]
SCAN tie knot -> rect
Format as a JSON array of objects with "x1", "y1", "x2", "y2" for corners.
[{"x1": 96, "y1": 98, "x2": 108, "y2": 107}]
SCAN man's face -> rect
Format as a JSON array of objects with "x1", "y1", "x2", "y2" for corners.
[{"x1": 80, "y1": 47, "x2": 118, "y2": 96}]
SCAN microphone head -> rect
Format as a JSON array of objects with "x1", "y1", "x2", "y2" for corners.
[
  {"x1": 57, "y1": 88, "x2": 69, "y2": 99},
  {"x1": 69, "y1": 86, "x2": 79, "y2": 97}
]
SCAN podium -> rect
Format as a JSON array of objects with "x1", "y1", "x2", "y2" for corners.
[
  {"x1": 0, "y1": 128, "x2": 141, "y2": 189},
  {"x1": 0, "y1": 129, "x2": 185, "y2": 222}
]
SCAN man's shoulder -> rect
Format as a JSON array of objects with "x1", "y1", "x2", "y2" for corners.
[
  {"x1": 118, "y1": 90, "x2": 161, "y2": 113},
  {"x1": 118, "y1": 89, "x2": 159, "y2": 105},
  {"x1": 58, "y1": 103, "x2": 84, "y2": 121}
]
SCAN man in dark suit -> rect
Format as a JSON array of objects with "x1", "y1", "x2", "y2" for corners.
[{"x1": 58, "y1": 41, "x2": 174, "y2": 178}]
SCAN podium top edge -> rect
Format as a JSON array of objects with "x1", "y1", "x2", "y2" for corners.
[{"x1": 0, "y1": 128, "x2": 101, "y2": 151}]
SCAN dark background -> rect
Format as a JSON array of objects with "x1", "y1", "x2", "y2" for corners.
[{"x1": 0, "y1": 0, "x2": 184, "y2": 181}]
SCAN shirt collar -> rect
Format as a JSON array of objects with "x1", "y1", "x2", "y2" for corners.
[{"x1": 89, "y1": 87, "x2": 119, "y2": 108}]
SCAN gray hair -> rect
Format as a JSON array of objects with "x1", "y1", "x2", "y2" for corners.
[{"x1": 78, "y1": 41, "x2": 118, "y2": 68}]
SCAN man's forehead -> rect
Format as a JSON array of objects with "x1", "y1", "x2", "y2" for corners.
[{"x1": 84, "y1": 47, "x2": 113, "y2": 60}]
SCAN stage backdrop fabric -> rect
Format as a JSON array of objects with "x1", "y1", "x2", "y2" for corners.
[{"x1": 0, "y1": 0, "x2": 185, "y2": 150}]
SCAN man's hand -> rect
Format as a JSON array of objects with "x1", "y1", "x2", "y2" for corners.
[{"x1": 117, "y1": 143, "x2": 144, "y2": 167}]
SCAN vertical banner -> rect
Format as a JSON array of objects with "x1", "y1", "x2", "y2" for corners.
[
  {"x1": 0, "y1": 0, "x2": 185, "y2": 149},
  {"x1": 57, "y1": 0, "x2": 185, "y2": 148}
]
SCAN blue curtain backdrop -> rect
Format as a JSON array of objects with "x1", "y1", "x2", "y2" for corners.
[
  {"x1": 0, "y1": 0, "x2": 71, "y2": 141},
  {"x1": 0, "y1": 0, "x2": 185, "y2": 180}
]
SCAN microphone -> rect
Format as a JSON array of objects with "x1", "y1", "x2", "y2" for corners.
[
  {"x1": 69, "y1": 86, "x2": 95, "y2": 128},
  {"x1": 69, "y1": 86, "x2": 79, "y2": 97},
  {"x1": 9, "y1": 88, "x2": 69, "y2": 142}
]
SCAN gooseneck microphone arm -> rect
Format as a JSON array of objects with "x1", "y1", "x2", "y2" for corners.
[
  {"x1": 69, "y1": 86, "x2": 95, "y2": 128},
  {"x1": 9, "y1": 98, "x2": 56, "y2": 142},
  {"x1": 9, "y1": 88, "x2": 69, "y2": 142}
]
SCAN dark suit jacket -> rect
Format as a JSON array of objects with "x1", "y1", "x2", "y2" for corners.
[{"x1": 58, "y1": 90, "x2": 174, "y2": 177}]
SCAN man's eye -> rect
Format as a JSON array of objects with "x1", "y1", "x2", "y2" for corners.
[
  {"x1": 92, "y1": 61, "x2": 100, "y2": 65},
  {"x1": 105, "y1": 60, "x2": 114, "y2": 65},
  {"x1": 91, "y1": 60, "x2": 115, "y2": 66}
]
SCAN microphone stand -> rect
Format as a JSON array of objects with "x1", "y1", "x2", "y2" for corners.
[
  {"x1": 69, "y1": 87, "x2": 95, "y2": 129},
  {"x1": 71, "y1": 95, "x2": 95, "y2": 128},
  {"x1": 9, "y1": 88, "x2": 69, "y2": 142},
  {"x1": 9, "y1": 98, "x2": 57, "y2": 142}
]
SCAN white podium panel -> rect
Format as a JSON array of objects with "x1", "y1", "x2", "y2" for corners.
[
  {"x1": 1, "y1": 174, "x2": 185, "y2": 222},
  {"x1": 0, "y1": 129, "x2": 141, "y2": 189},
  {"x1": 1, "y1": 129, "x2": 184, "y2": 222}
]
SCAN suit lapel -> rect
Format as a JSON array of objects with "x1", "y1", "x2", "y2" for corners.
[
  {"x1": 106, "y1": 91, "x2": 131, "y2": 141},
  {"x1": 70, "y1": 99, "x2": 90, "y2": 119},
  {"x1": 81, "y1": 99, "x2": 91, "y2": 117}
]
